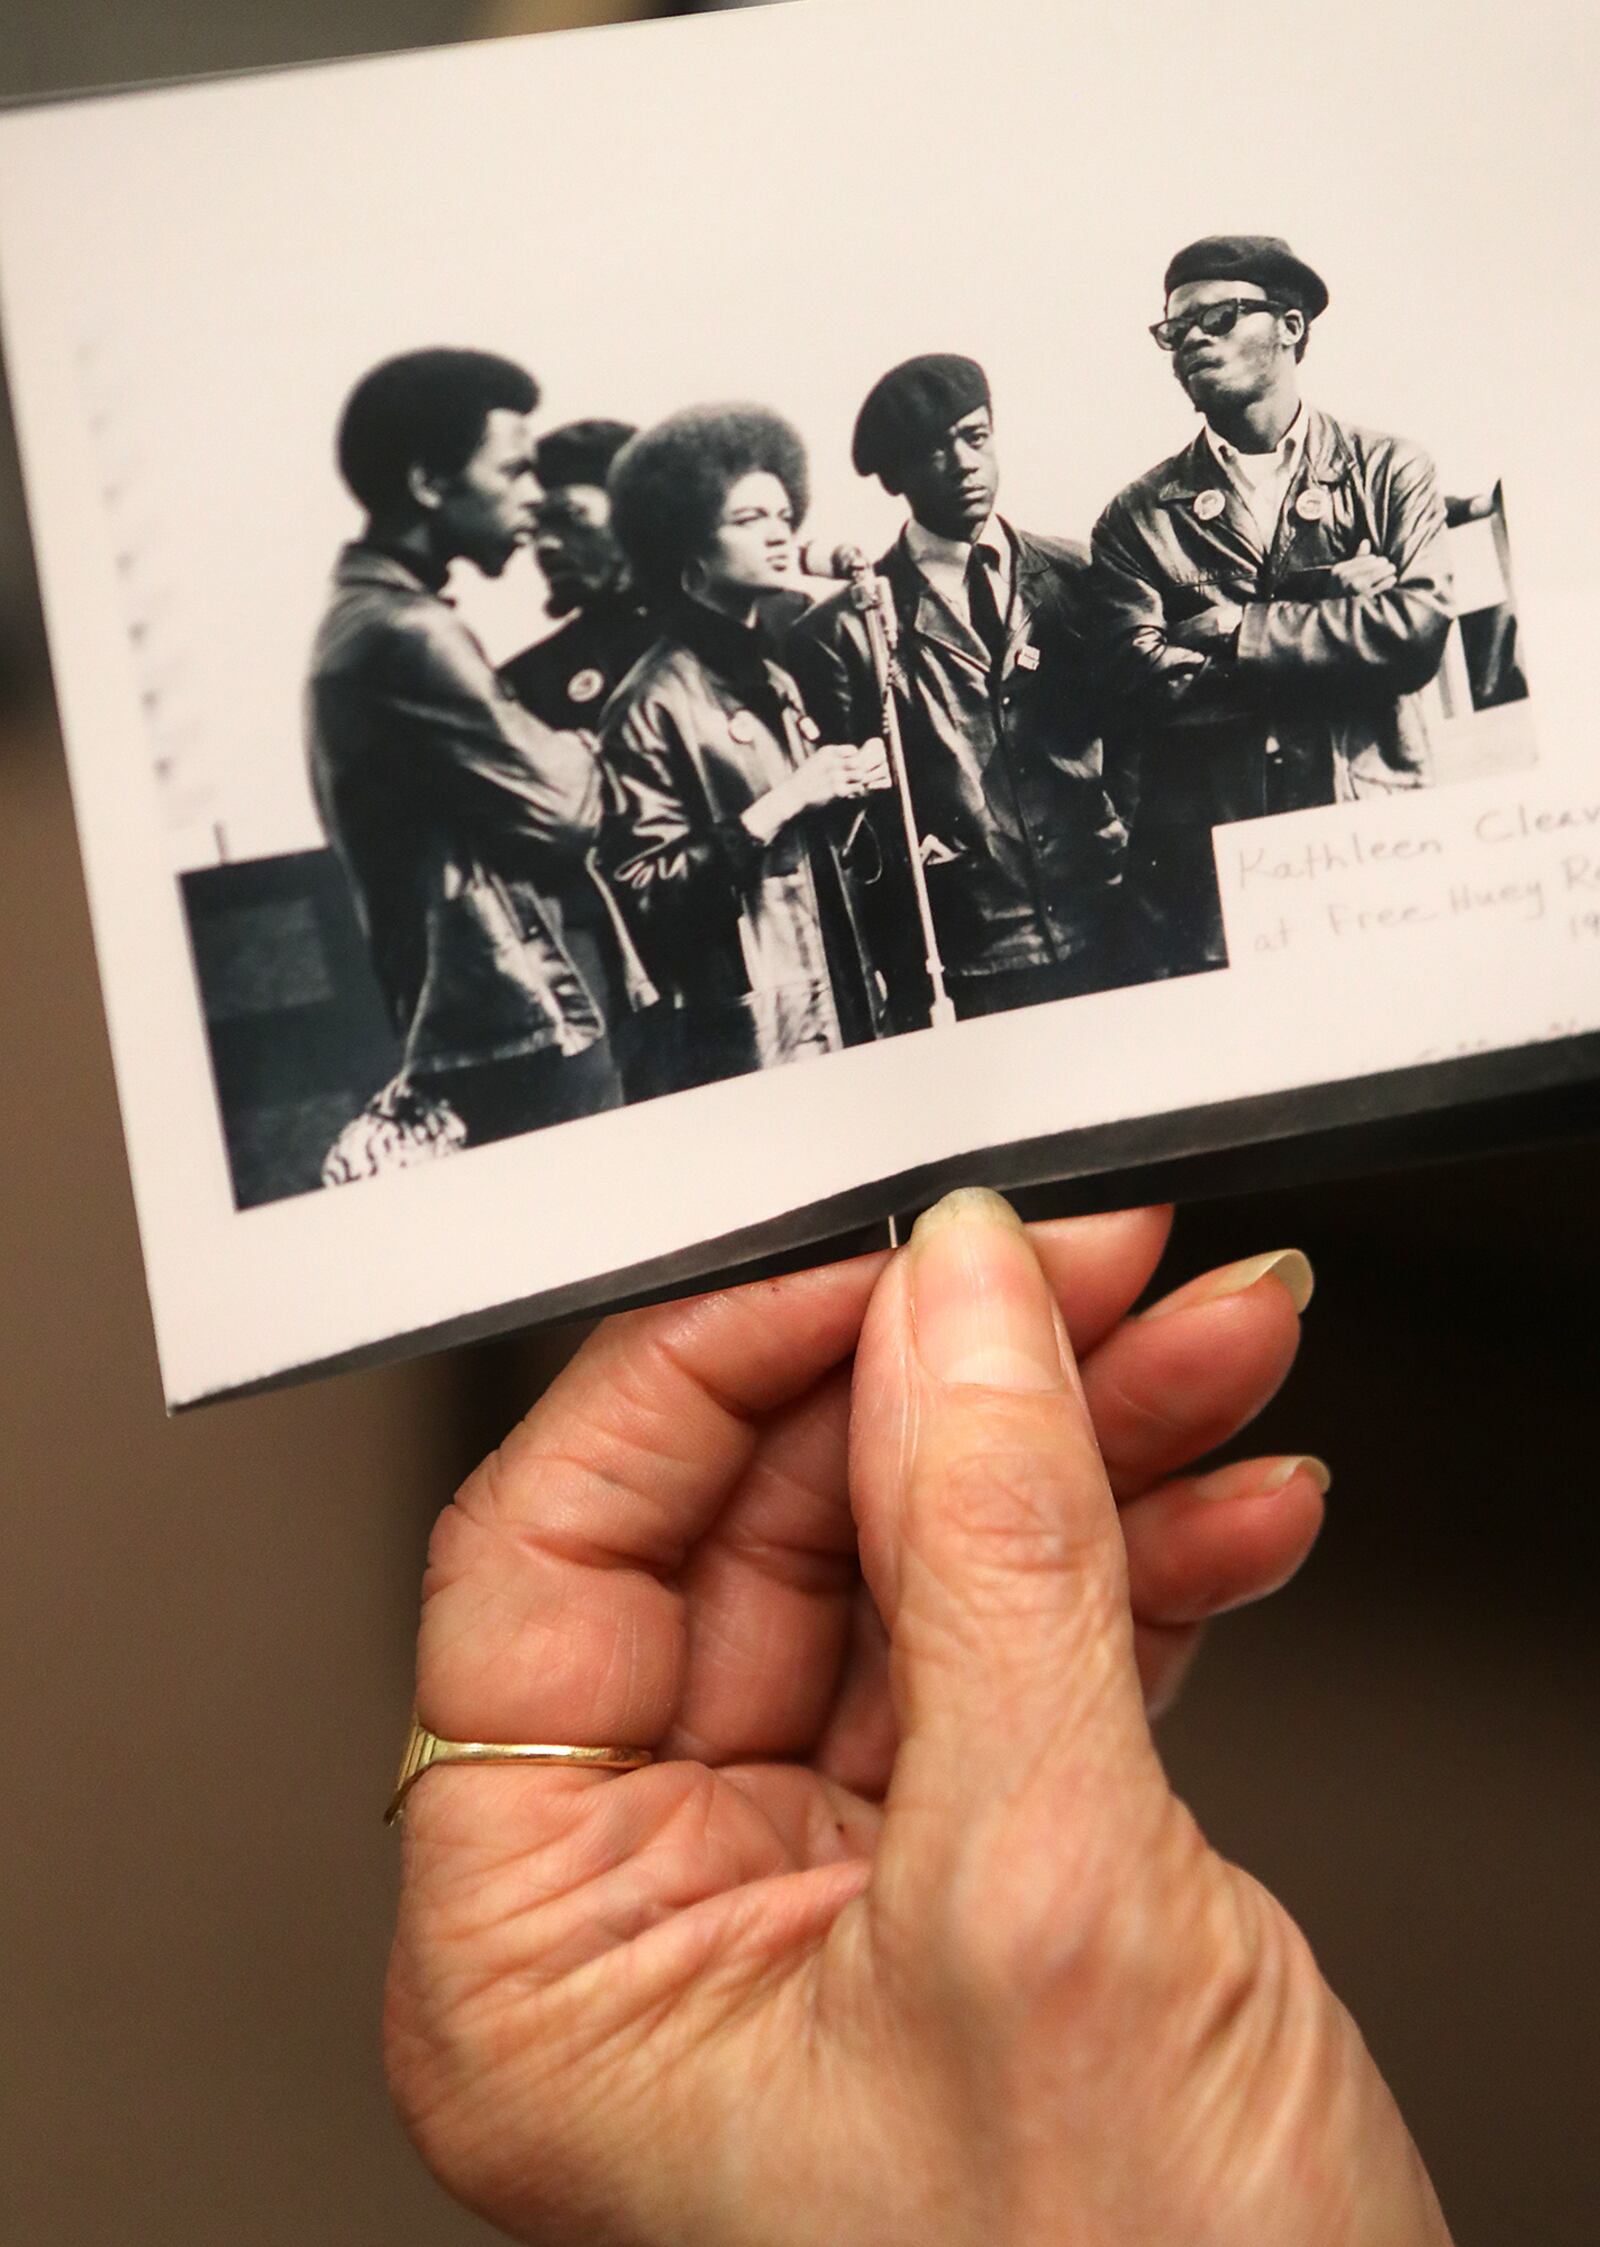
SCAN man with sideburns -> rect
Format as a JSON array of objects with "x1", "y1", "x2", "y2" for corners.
[
  {"x1": 785, "y1": 353, "x2": 1128, "y2": 1028},
  {"x1": 1092, "y1": 235, "x2": 1453, "y2": 978},
  {"x1": 307, "y1": 349, "x2": 647, "y2": 1150}
]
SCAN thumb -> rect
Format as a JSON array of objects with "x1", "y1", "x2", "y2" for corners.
[
  {"x1": 1356, "y1": 537, "x2": 1373, "y2": 555},
  {"x1": 850, "y1": 1189, "x2": 1160, "y2": 1834}
]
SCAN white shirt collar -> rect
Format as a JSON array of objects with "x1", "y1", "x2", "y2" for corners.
[
  {"x1": 904, "y1": 510, "x2": 1006, "y2": 571},
  {"x1": 1205, "y1": 403, "x2": 1307, "y2": 480}
]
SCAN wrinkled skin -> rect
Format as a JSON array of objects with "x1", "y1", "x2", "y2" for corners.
[{"x1": 387, "y1": 1197, "x2": 1451, "y2": 2247}]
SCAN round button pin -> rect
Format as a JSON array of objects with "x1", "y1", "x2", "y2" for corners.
[
  {"x1": 728, "y1": 710, "x2": 757, "y2": 744},
  {"x1": 1193, "y1": 489, "x2": 1226, "y2": 522},
  {"x1": 566, "y1": 667, "x2": 606, "y2": 705},
  {"x1": 1295, "y1": 486, "x2": 1330, "y2": 522}
]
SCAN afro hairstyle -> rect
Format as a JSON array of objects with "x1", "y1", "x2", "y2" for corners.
[
  {"x1": 336, "y1": 348, "x2": 539, "y2": 518},
  {"x1": 607, "y1": 404, "x2": 810, "y2": 607}
]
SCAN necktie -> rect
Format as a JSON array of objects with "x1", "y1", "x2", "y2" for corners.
[{"x1": 964, "y1": 542, "x2": 1008, "y2": 668}]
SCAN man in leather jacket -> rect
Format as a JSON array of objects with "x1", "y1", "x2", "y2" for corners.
[
  {"x1": 784, "y1": 354, "x2": 1127, "y2": 1028},
  {"x1": 1092, "y1": 235, "x2": 1453, "y2": 978},
  {"x1": 307, "y1": 350, "x2": 647, "y2": 1148},
  {"x1": 500, "y1": 418, "x2": 653, "y2": 732}
]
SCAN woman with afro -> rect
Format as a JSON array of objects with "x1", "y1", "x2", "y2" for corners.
[{"x1": 599, "y1": 404, "x2": 894, "y2": 1095}]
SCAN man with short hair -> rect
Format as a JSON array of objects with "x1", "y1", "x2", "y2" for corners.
[
  {"x1": 785, "y1": 352, "x2": 1126, "y2": 1027},
  {"x1": 1092, "y1": 235, "x2": 1453, "y2": 978},
  {"x1": 500, "y1": 418, "x2": 651, "y2": 731},
  {"x1": 307, "y1": 348, "x2": 644, "y2": 1149}
]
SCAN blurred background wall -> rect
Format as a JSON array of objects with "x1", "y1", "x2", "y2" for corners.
[{"x1": 1, "y1": 5, "x2": 1595, "y2": 2243}]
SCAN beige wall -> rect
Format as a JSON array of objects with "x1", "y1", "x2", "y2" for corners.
[{"x1": 2, "y1": 714, "x2": 510, "y2": 2243}]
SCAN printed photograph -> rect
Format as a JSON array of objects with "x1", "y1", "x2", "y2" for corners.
[
  {"x1": 1, "y1": 0, "x2": 1586, "y2": 1405},
  {"x1": 178, "y1": 247, "x2": 1534, "y2": 1207}
]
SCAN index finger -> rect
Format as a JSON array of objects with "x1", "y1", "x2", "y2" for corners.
[
  {"x1": 417, "y1": 1257, "x2": 886, "y2": 1747},
  {"x1": 413, "y1": 1207, "x2": 1173, "y2": 1751}
]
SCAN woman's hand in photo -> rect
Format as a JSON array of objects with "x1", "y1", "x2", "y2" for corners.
[
  {"x1": 741, "y1": 741, "x2": 885, "y2": 844},
  {"x1": 794, "y1": 739, "x2": 883, "y2": 805},
  {"x1": 852, "y1": 733, "x2": 895, "y2": 793}
]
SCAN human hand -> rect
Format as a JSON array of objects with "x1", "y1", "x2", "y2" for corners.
[
  {"x1": 1169, "y1": 598, "x2": 1245, "y2": 652},
  {"x1": 1345, "y1": 741, "x2": 1430, "y2": 793},
  {"x1": 1327, "y1": 538, "x2": 1400, "y2": 596},
  {"x1": 387, "y1": 1194, "x2": 1447, "y2": 2246},
  {"x1": 743, "y1": 742, "x2": 877, "y2": 844},
  {"x1": 794, "y1": 739, "x2": 883, "y2": 805},
  {"x1": 853, "y1": 733, "x2": 894, "y2": 793}
]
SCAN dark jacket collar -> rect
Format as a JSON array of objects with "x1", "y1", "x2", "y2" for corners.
[
  {"x1": 882, "y1": 510, "x2": 1014, "y2": 566},
  {"x1": 578, "y1": 587, "x2": 652, "y2": 633},
  {"x1": 1156, "y1": 406, "x2": 1353, "y2": 503},
  {"x1": 1009, "y1": 524, "x2": 1064, "y2": 594},
  {"x1": 878, "y1": 516, "x2": 1053, "y2": 670},
  {"x1": 333, "y1": 539, "x2": 449, "y2": 597},
  {"x1": 881, "y1": 513, "x2": 1035, "y2": 595},
  {"x1": 662, "y1": 593, "x2": 774, "y2": 687},
  {"x1": 879, "y1": 513, "x2": 1070, "y2": 598}
]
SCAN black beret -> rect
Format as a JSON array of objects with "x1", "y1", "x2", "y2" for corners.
[
  {"x1": 1163, "y1": 236, "x2": 1329, "y2": 320},
  {"x1": 851, "y1": 353, "x2": 992, "y2": 483},
  {"x1": 532, "y1": 418, "x2": 638, "y2": 490}
]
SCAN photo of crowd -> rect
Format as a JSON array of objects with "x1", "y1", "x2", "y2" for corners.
[{"x1": 293, "y1": 231, "x2": 1527, "y2": 1186}]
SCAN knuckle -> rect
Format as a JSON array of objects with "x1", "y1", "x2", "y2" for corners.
[
  {"x1": 420, "y1": 1484, "x2": 488, "y2": 1601},
  {"x1": 932, "y1": 1433, "x2": 1111, "y2": 1587},
  {"x1": 420, "y1": 1436, "x2": 539, "y2": 1596}
]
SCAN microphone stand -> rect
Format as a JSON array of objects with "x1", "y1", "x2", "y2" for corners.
[{"x1": 844, "y1": 553, "x2": 957, "y2": 1031}]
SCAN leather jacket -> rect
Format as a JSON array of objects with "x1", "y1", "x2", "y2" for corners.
[
  {"x1": 1091, "y1": 408, "x2": 1453, "y2": 829},
  {"x1": 597, "y1": 600, "x2": 887, "y2": 1060},
  {"x1": 501, "y1": 593, "x2": 655, "y2": 733},
  {"x1": 307, "y1": 544, "x2": 648, "y2": 1075},
  {"x1": 783, "y1": 523, "x2": 1126, "y2": 1017}
]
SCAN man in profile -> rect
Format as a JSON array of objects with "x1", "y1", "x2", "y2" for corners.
[
  {"x1": 307, "y1": 348, "x2": 643, "y2": 1149},
  {"x1": 501, "y1": 417, "x2": 651, "y2": 730},
  {"x1": 1092, "y1": 235, "x2": 1453, "y2": 978},
  {"x1": 785, "y1": 353, "x2": 1126, "y2": 1028}
]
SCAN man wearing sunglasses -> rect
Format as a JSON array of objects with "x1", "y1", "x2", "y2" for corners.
[{"x1": 1091, "y1": 235, "x2": 1452, "y2": 979}]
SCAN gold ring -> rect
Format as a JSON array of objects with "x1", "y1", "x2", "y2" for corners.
[{"x1": 385, "y1": 1716, "x2": 653, "y2": 1824}]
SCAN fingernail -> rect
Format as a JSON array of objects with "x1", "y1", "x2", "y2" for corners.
[
  {"x1": 1146, "y1": 1248, "x2": 1315, "y2": 1320},
  {"x1": 909, "y1": 1188, "x2": 1065, "y2": 1392},
  {"x1": 1260, "y1": 1454, "x2": 1333, "y2": 1495}
]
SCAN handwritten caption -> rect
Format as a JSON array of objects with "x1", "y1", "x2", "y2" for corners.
[{"x1": 1221, "y1": 795, "x2": 1600, "y2": 957}]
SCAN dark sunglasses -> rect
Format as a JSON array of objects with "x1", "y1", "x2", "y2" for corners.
[{"x1": 1149, "y1": 298, "x2": 1291, "y2": 352}]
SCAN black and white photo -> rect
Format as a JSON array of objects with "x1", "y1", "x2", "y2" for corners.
[
  {"x1": 0, "y1": 0, "x2": 1590, "y2": 1404},
  {"x1": 1096, "y1": 233, "x2": 1458, "y2": 980}
]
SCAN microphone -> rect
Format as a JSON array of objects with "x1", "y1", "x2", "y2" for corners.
[{"x1": 796, "y1": 538, "x2": 869, "y2": 582}]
